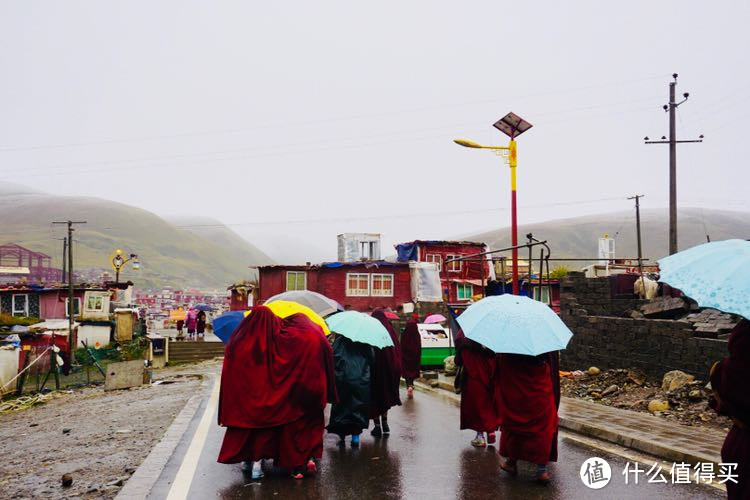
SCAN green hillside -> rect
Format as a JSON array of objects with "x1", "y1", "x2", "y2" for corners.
[
  {"x1": 468, "y1": 208, "x2": 750, "y2": 264},
  {"x1": 0, "y1": 184, "x2": 273, "y2": 289}
]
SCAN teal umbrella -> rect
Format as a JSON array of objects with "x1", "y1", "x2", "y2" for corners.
[
  {"x1": 326, "y1": 311, "x2": 394, "y2": 348},
  {"x1": 658, "y1": 239, "x2": 750, "y2": 319},
  {"x1": 457, "y1": 294, "x2": 572, "y2": 355}
]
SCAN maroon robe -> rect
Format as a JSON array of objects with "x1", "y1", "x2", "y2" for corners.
[
  {"x1": 217, "y1": 306, "x2": 337, "y2": 469},
  {"x1": 497, "y1": 353, "x2": 559, "y2": 465},
  {"x1": 370, "y1": 310, "x2": 402, "y2": 417},
  {"x1": 401, "y1": 320, "x2": 422, "y2": 380},
  {"x1": 456, "y1": 330, "x2": 498, "y2": 432},
  {"x1": 710, "y1": 319, "x2": 750, "y2": 500}
]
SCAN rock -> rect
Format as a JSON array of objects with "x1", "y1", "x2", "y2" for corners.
[
  {"x1": 125, "y1": 466, "x2": 136, "y2": 474},
  {"x1": 62, "y1": 428, "x2": 71, "y2": 434},
  {"x1": 662, "y1": 370, "x2": 695, "y2": 392},
  {"x1": 629, "y1": 310, "x2": 645, "y2": 319},
  {"x1": 648, "y1": 400, "x2": 670, "y2": 413},
  {"x1": 587, "y1": 366, "x2": 601, "y2": 376},
  {"x1": 106, "y1": 478, "x2": 125, "y2": 487},
  {"x1": 688, "y1": 390, "x2": 703, "y2": 401},
  {"x1": 601, "y1": 384, "x2": 618, "y2": 396},
  {"x1": 627, "y1": 369, "x2": 646, "y2": 386},
  {"x1": 61, "y1": 474, "x2": 73, "y2": 487},
  {"x1": 443, "y1": 356, "x2": 456, "y2": 376},
  {"x1": 429, "y1": 380, "x2": 439, "y2": 388},
  {"x1": 590, "y1": 392, "x2": 602, "y2": 400},
  {"x1": 29, "y1": 423, "x2": 38, "y2": 427}
]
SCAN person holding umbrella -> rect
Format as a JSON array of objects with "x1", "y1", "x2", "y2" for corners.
[
  {"x1": 401, "y1": 313, "x2": 422, "y2": 399},
  {"x1": 456, "y1": 294, "x2": 571, "y2": 484},
  {"x1": 370, "y1": 309, "x2": 402, "y2": 436},
  {"x1": 325, "y1": 311, "x2": 394, "y2": 447}
]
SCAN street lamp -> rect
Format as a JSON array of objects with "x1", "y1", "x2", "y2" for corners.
[
  {"x1": 454, "y1": 112, "x2": 533, "y2": 295},
  {"x1": 112, "y1": 249, "x2": 139, "y2": 284}
]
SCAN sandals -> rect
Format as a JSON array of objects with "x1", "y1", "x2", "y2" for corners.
[
  {"x1": 500, "y1": 460, "x2": 518, "y2": 477},
  {"x1": 470, "y1": 436, "x2": 486, "y2": 447},
  {"x1": 407, "y1": 386, "x2": 414, "y2": 399}
]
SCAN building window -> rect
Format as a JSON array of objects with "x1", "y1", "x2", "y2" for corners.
[
  {"x1": 446, "y1": 255, "x2": 462, "y2": 272},
  {"x1": 456, "y1": 283, "x2": 473, "y2": 300},
  {"x1": 371, "y1": 274, "x2": 394, "y2": 297},
  {"x1": 12, "y1": 294, "x2": 29, "y2": 316},
  {"x1": 533, "y1": 286, "x2": 550, "y2": 304},
  {"x1": 65, "y1": 297, "x2": 81, "y2": 317},
  {"x1": 286, "y1": 271, "x2": 307, "y2": 291},
  {"x1": 425, "y1": 253, "x2": 442, "y2": 272},
  {"x1": 346, "y1": 273, "x2": 370, "y2": 296},
  {"x1": 86, "y1": 295, "x2": 105, "y2": 312}
]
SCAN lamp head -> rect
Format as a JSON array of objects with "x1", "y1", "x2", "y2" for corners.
[{"x1": 454, "y1": 138, "x2": 484, "y2": 149}]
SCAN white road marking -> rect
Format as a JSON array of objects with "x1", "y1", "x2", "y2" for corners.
[{"x1": 166, "y1": 377, "x2": 220, "y2": 500}]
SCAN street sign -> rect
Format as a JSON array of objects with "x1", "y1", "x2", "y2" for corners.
[{"x1": 493, "y1": 112, "x2": 533, "y2": 139}]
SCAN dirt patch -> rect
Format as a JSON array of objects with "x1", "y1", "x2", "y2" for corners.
[
  {"x1": 560, "y1": 367, "x2": 732, "y2": 432},
  {"x1": 0, "y1": 360, "x2": 219, "y2": 499}
]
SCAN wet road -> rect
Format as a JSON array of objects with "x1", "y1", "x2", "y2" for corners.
[{"x1": 150, "y1": 380, "x2": 724, "y2": 499}]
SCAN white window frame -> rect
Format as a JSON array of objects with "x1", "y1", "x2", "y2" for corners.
[
  {"x1": 533, "y1": 286, "x2": 550, "y2": 304},
  {"x1": 425, "y1": 253, "x2": 442, "y2": 272},
  {"x1": 65, "y1": 297, "x2": 81, "y2": 318},
  {"x1": 371, "y1": 273, "x2": 394, "y2": 297},
  {"x1": 85, "y1": 295, "x2": 105, "y2": 312},
  {"x1": 286, "y1": 271, "x2": 307, "y2": 291},
  {"x1": 346, "y1": 273, "x2": 370, "y2": 297},
  {"x1": 12, "y1": 294, "x2": 29, "y2": 317},
  {"x1": 456, "y1": 283, "x2": 473, "y2": 300},
  {"x1": 446, "y1": 254, "x2": 462, "y2": 272}
]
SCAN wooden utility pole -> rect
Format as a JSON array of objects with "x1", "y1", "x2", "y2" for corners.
[
  {"x1": 627, "y1": 194, "x2": 645, "y2": 276},
  {"x1": 55, "y1": 237, "x2": 67, "y2": 282},
  {"x1": 52, "y1": 220, "x2": 86, "y2": 356},
  {"x1": 644, "y1": 74, "x2": 703, "y2": 255}
]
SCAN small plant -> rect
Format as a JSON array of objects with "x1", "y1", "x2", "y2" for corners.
[
  {"x1": 116, "y1": 338, "x2": 148, "y2": 361},
  {"x1": 0, "y1": 314, "x2": 41, "y2": 327},
  {"x1": 549, "y1": 265, "x2": 572, "y2": 279}
]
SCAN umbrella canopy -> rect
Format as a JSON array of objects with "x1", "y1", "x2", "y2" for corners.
[
  {"x1": 248, "y1": 300, "x2": 331, "y2": 335},
  {"x1": 424, "y1": 313, "x2": 446, "y2": 324},
  {"x1": 384, "y1": 311, "x2": 399, "y2": 320},
  {"x1": 213, "y1": 311, "x2": 246, "y2": 343},
  {"x1": 326, "y1": 311, "x2": 394, "y2": 348},
  {"x1": 658, "y1": 239, "x2": 750, "y2": 319},
  {"x1": 264, "y1": 290, "x2": 341, "y2": 318},
  {"x1": 194, "y1": 304, "x2": 213, "y2": 312},
  {"x1": 457, "y1": 295, "x2": 572, "y2": 355}
]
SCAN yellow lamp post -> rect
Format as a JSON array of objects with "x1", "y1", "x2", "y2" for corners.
[{"x1": 454, "y1": 112, "x2": 532, "y2": 295}]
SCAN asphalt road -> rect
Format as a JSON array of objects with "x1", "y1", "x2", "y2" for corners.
[{"x1": 148, "y1": 379, "x2": 725, "y2": 500}]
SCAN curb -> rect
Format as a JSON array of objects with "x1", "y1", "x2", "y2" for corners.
[
  {"x1": 413, "y1": 380, "x2": 720, "y2": 467},
  {"x1": 116, "y1": 374, "x2": 215, "y2": 499}
]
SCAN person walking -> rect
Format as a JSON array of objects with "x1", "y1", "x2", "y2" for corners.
[
  {"x1": 185, "y1": 308, "x2": 198, "y2": 341},
  {"x1": 710, "y1": 319, "x2": 749, "y2": 500},
  {"x1": 217, "y1": 306, "x2": 337, "y2": 479},
  {"x1": 455, "y1": 329, "x2": 498, "y2": 448},
  {"x1": 176, "y1": 318, "x2": 185, "y2": 340},
  {"x1": 401, "y1": 314, "x2": 422, "y2": 399},
  {"x1": 327, "y1": 333, "x2": 374, "y2": 448},
  {"x1": 496, "y1": 351, "x2": 560, "y2": 484},
  {"x1": 369, "y1": 309, "x2": 402, "y2": 437},
  {"x1": 196, "y1": 310, "x2": 207, "y2": 341}
]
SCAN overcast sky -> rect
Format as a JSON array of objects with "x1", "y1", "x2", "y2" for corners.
[{"x1": 1, "y1": 1, "x2": 747, "y2": 263}]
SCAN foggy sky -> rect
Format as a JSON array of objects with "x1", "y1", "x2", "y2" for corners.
[{"x1": 1, "y1": 1, "x2": 747, "y2": 263}]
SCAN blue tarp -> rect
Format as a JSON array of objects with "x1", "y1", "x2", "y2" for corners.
[{"x1": 395, "y1": 243, "x2": 418, "y2": 262}]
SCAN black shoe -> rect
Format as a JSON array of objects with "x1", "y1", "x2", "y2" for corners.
[
  {"x1": 382, "y1": 422, "x2": 390, "y2": 434},
  {"x1": 371, "y1": 425, "x2": 382, "y2": 437}
]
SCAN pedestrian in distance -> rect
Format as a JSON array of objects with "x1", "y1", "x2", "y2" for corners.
[
  {"x1": 196, "y1": 310, "x2": 207, "y2": 341},
  {"x1": 327, "y1": 333, "x2": 374, "y2": 448},
  {"x1": 709, "y1": 319, "x2": 750, "y2": 500},
  {"x1": 401, "y1": 313, "x2": 422, "y2": 399},
  {"x1": 496, "y1": 351, "x2": 560, "y2": 485},
  {"x1": 217, "y1": 306, "x2": 338, "y2": 479},
  {"x1": 176, "y1": 318, "x2": 185, "y2": 340},
  {"x1": 185, "y1": 307, "x2": 198, "y2": 341},
  {"x1": 369, "y1": 309, "x2": 402, "y2": 437},
  {"x1": 455, "y1": 328, "x2": 498, "y2": 448}
]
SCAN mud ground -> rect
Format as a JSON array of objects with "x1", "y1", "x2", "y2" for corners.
[{"x1": 0, "y1": 360, "x2": 220, "y2": 499}]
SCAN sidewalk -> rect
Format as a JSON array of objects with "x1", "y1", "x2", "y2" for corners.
[{"x1": 418, "y1": 373, "x2": 725, "y2": 467}]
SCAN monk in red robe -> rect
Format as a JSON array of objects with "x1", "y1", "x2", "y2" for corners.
[
  {"x1": 710, "y1": 319, "x2": 750, "y2": 500},
  {"x1": 217, "y1": 306, "x2": 337, "y2": 479},
  {"x1": 455, "y1": 329, "x2": 498, "y2": 447},
  {"x1": 497, "y1": 352, "x2": 560, "y2": 484},
  {"x1": 370, "y1": 309, "x2": 402, "y2": 436},
  {"x1": 401, "y1": 316, "x2": 422, "y2": 399}
]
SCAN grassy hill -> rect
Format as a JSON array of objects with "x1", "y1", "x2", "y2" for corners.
[
  {"x1": 467, "y1": 208, "x2": 750, "y2": 265},
  {"x1": 0, "y1": 184, "x2": 273, "y2": 289}
]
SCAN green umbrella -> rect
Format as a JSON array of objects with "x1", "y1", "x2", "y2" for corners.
[{"x1": 326, "y1": 311, "x2": 394, "y2": 348}]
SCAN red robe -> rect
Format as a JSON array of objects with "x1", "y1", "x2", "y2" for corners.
[
  {"x1": 370, "y1": 310, "x2": 402, "y2": 418},
  {"x1": 711, "y1": 319, "x2": 750, "y2": 500},
  {"x1": 497, "y1": 353, "x2": 559, "y2": 465},
  {"x1": 400, "y1": 320, "x2": 422, "y2": 380},
  {"x1": 217, "y1": 306, "x2": 337, "y2": 469},
  {"x1": 456, "y1": 331, "x2": 498, "y2": 432}
]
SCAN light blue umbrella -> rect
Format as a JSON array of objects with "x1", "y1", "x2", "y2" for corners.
[
  {"x1": 326, "y1": 311, "x2": 394, "y2": 348},
  {"x1": 658, "y1": 239, "x2": 750, "y2": 319},
  {"x1": 456, "y1": 295, "x2": 572, "y2": 355}
]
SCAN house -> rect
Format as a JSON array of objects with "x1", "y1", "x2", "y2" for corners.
[
  {"x1": 0, "y1": 243, "x2": 62, "y2": 284},
  {"x1": 228, "y1": 282, "x2": 257, "y2": 311},
  {"x1": 395, "y1": 240, "x2": 491, "y2": 303},
  {"x1": 258, "y1": 261, "x2": 413, "y2": 312},
  {"x1": 523, "y1": 277, "x2": 561, "y2": 312}
]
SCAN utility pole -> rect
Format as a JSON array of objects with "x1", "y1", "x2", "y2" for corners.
[
  {"x1": 52, "y1": 221, "x2": 86, "y2": 356},
  {"x1": 644, "y1": 73, "x2": 703, "y2": 255},
  {"x1": 55, "y1": 237, "x2": 67, "y2": 282},
  {"x1": 627, "y1": 195, "x2": 645, "y2": 276}
]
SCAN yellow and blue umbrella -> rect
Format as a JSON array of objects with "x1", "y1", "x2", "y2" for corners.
[
  {"x1": 658, "y1": 239, "x2": 750, "y2": 319},
  {"x1": 457, "y1": 294, "x2": 572, "y2": 355},
  {"x1": 247, "y1": 300, "x2": 331, "y2": 335}
]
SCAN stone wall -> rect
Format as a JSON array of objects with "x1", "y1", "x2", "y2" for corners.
[{"x1": 559, "y1": 272, "x2": 645, "y2": 317}]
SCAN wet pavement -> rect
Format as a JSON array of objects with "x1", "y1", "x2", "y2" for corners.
[{"x1": 149, "y1": 379, "x2": 725, "y2": 500}]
